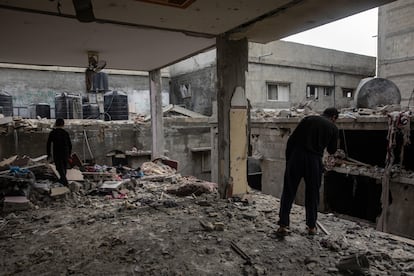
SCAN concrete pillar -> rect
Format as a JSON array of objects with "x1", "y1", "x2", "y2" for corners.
[
  {"x1": 216, "y1": 34, "x2": 249, "y2": 198},
  {"x1": 149, "y1": 69, "x2": 164, "y2": 159}
]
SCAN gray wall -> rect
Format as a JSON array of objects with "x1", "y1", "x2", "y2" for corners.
[
  {"x1": 247, "y1": 41, "x2": 375, "y2": 112},
  {"x1": 378, "y1": 0, "x2": 414, "y2": 106},
  {"x1": 0, "y1": 67, "x2": 170, "y2": 117},
  {"x1": 169, "y1": 65, "x2": 216, "y2": 116},
  {"x1": 169, "y1": 41, "x2": 376, "y2": 115},
  {"x1": 0, "y1": 118, "x2": 211, "y2": 180}
]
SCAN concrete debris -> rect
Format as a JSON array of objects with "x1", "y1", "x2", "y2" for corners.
[
  {"x1": 199, "y1": 220, "x2": 215, "y2": 231},
  {"x1": 141, "y1": 160, "x2": 176, "y2": 175},
  {"x1": 251, "y1": 104, "x2": 412, "y2": 120},
  {"x1": 3, "y1": 196, "x2": 32, "y2": 212},
  {"x1": 336, "y1": 253, "x2": 370, "y2": 274},
  {"x1": 0, "y1": 179, "x2": 413, "y2": 275},
  {"x1": 143, "y1": 104, "x2": 207, "y2": 121},
  {"x1": 0, "y1": 155, "x2": 31, "y2": 171},
  {"x1": 68, "y1": 181, "x2": 83, "y2": 193},
  {"x1": 50, "y1": 186, "x2": 70, "y2": 197},
  {"x1": 66, "y1": 168, "x2": 84, "y2": 181},
  {"x1": 100, "y1": 180, "x2": 124, "y2": 190},
  {"x1": 166, "y1": 177, "x2": 218, "y2": 197}
]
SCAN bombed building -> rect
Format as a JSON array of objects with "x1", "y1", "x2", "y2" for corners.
[{"x1": 0, "y1": 0, "x2": 413, "y2": 275}]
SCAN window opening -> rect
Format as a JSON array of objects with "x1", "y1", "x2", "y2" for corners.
[
  {"x1": 267, "y1": 82, "x2": 290, "y2": 102},
  {"x1": 180, "y1": 84, "x2": 191, "y2": 99},
  {"x1": 342, "y1": 88, "x2": 354, "y2": 98},
  {"x1": 306, "y1": 85, "x2": 333, "y2": 99}
]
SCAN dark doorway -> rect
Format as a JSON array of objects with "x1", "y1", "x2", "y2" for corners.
[
  {"x1": 324, "y1": 172, "x2": 382, "y2": 222},
  {"x1": 247, "y1": 157, "x2": 262, "y2": 191}
]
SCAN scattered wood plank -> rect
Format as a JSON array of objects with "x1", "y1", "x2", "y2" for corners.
[{"x1": 316, "y1": 221, "x2": 330, "y2": 235}]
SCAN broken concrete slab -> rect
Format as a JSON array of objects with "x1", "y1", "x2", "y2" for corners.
[
  {"x1": 100, "y1": 180, "x2": 123, "y2": 190},
  {"x1": 66, "y1": 168, "x2": 84, "y2": 182},
  {"x1": 50, "y1": 186, "x2": 70, "y2": 197},
  {"x1": 3, "y1": 196, "x2": 31, "y2": 212}
]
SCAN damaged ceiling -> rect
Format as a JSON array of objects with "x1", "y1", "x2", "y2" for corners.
[{"x1": 0, "y1": 0, "x2": 395, "y2": 71}]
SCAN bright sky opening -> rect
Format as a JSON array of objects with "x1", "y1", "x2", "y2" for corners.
[{"x1": 282, "y1": 8, "x2": 378, "y2": 57}]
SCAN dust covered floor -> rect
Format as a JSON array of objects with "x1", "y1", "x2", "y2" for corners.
[{"x1": 1, "y1": 180, "x2": 414, "y2": 276}]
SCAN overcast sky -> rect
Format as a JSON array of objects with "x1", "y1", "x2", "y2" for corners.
[{"x1": 282, "y1": 8, "x2": 378, "y2": 57}]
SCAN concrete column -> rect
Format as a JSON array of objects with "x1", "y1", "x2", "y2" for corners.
[
  {"x1": 216, "y1": 34, "x2": 249, "y2": 198},
  {"x1": 149, "y1": 69, "x2": 164, "y2": 159}
]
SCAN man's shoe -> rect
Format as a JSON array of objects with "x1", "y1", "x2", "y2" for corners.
[
  {"x1": 307, "y1": 227, "x2": 317, "y2": 235},
  {"x1": 276, "y1": 226, "x2": 290, "y2": 237}
]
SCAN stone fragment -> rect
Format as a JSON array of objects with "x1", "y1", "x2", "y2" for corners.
[
  {"x1": 242, "y1": 212, "x2": 258, "y2": 220},
  {"x1": 50, "y1": 186, "x2": 70, "y2": 197},
  {"x1": 304, "y1": 256, "x2": 319, "y2": 265},
  {"x1": 214, "y1": 222, "x2": 225, "y2": 231},
  {"x1": 69, "y1": 181, "x2": 83, "y2": 193},
  {"x1": 199, "y1": 220, "x2": 214, "y2": 231}
]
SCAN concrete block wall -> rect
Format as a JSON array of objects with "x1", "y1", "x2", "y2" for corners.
[
  {"x1": 250, "y1": 126, "x2": 289, "y2": 197},
  {"x1": 0, "y1": 118, "x2": 212, "y2": 180},
  {"x1": 164, "y1": 118, "x2": 212, "y2": 179},
  {"x1": 378, "y1": 0, "x2": 414, "y2": 106}
]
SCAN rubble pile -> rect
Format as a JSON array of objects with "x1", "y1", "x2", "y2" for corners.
[
  {"x1": 251, "y1": 104, "x2": 411, "y2": 120},
  {"x1": 0, "y1": 154, "x2": 413, "y2": 275}
]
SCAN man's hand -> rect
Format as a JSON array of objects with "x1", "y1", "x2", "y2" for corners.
[{"x1": 323, "y1": 154, "x2": 336, "y2": 171}]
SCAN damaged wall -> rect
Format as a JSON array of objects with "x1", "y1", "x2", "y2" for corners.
[
  {"x1": 0, "y1": 66, "x2": 170, "y2": 117},
  {"x1": 247, "y1": 116, "x2": 414, "y2": 239},
  {"x1": 0, "y1": 118, "x2": 211, "y2": 180},
  {"x1": 169, "y1": 41, "x2": 375, "y2": 115},
  {"x1": 169, "y1": 65, "x2": 216, "y2": 116},
  {"x1": 247, "y1": 41, "x2": 375, "y2": 111}
]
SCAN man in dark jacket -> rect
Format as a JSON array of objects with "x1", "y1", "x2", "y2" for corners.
[
  {"x1": 47, "y1": 118, "x2": 72, "y2": 186},
  {"x1": 277, "y1": 107, "x2": 339, "y2": 236}
]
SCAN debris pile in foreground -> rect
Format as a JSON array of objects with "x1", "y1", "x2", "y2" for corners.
[{"x1": 0, "y1": 155, "x2": 413, "y2": 275}]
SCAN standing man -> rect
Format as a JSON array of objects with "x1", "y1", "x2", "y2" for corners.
[
  {"x1": 277, "y1": 107, "x2": 339, "y2": 236},
  {"x1": 47, "y1": 118, "x2": 72, "y2": 186}
]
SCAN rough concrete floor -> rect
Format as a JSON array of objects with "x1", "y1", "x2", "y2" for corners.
[{"x1": 0, "y1": 181, "x2": 413, "y2": 276}]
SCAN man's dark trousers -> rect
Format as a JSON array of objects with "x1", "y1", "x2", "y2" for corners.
[
  {"x1": 278, "y1": 148, "x2": 323, "y2": 228},
  {"x1": 55, "y1": 157, "x2": 69, "y2": 186}
]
